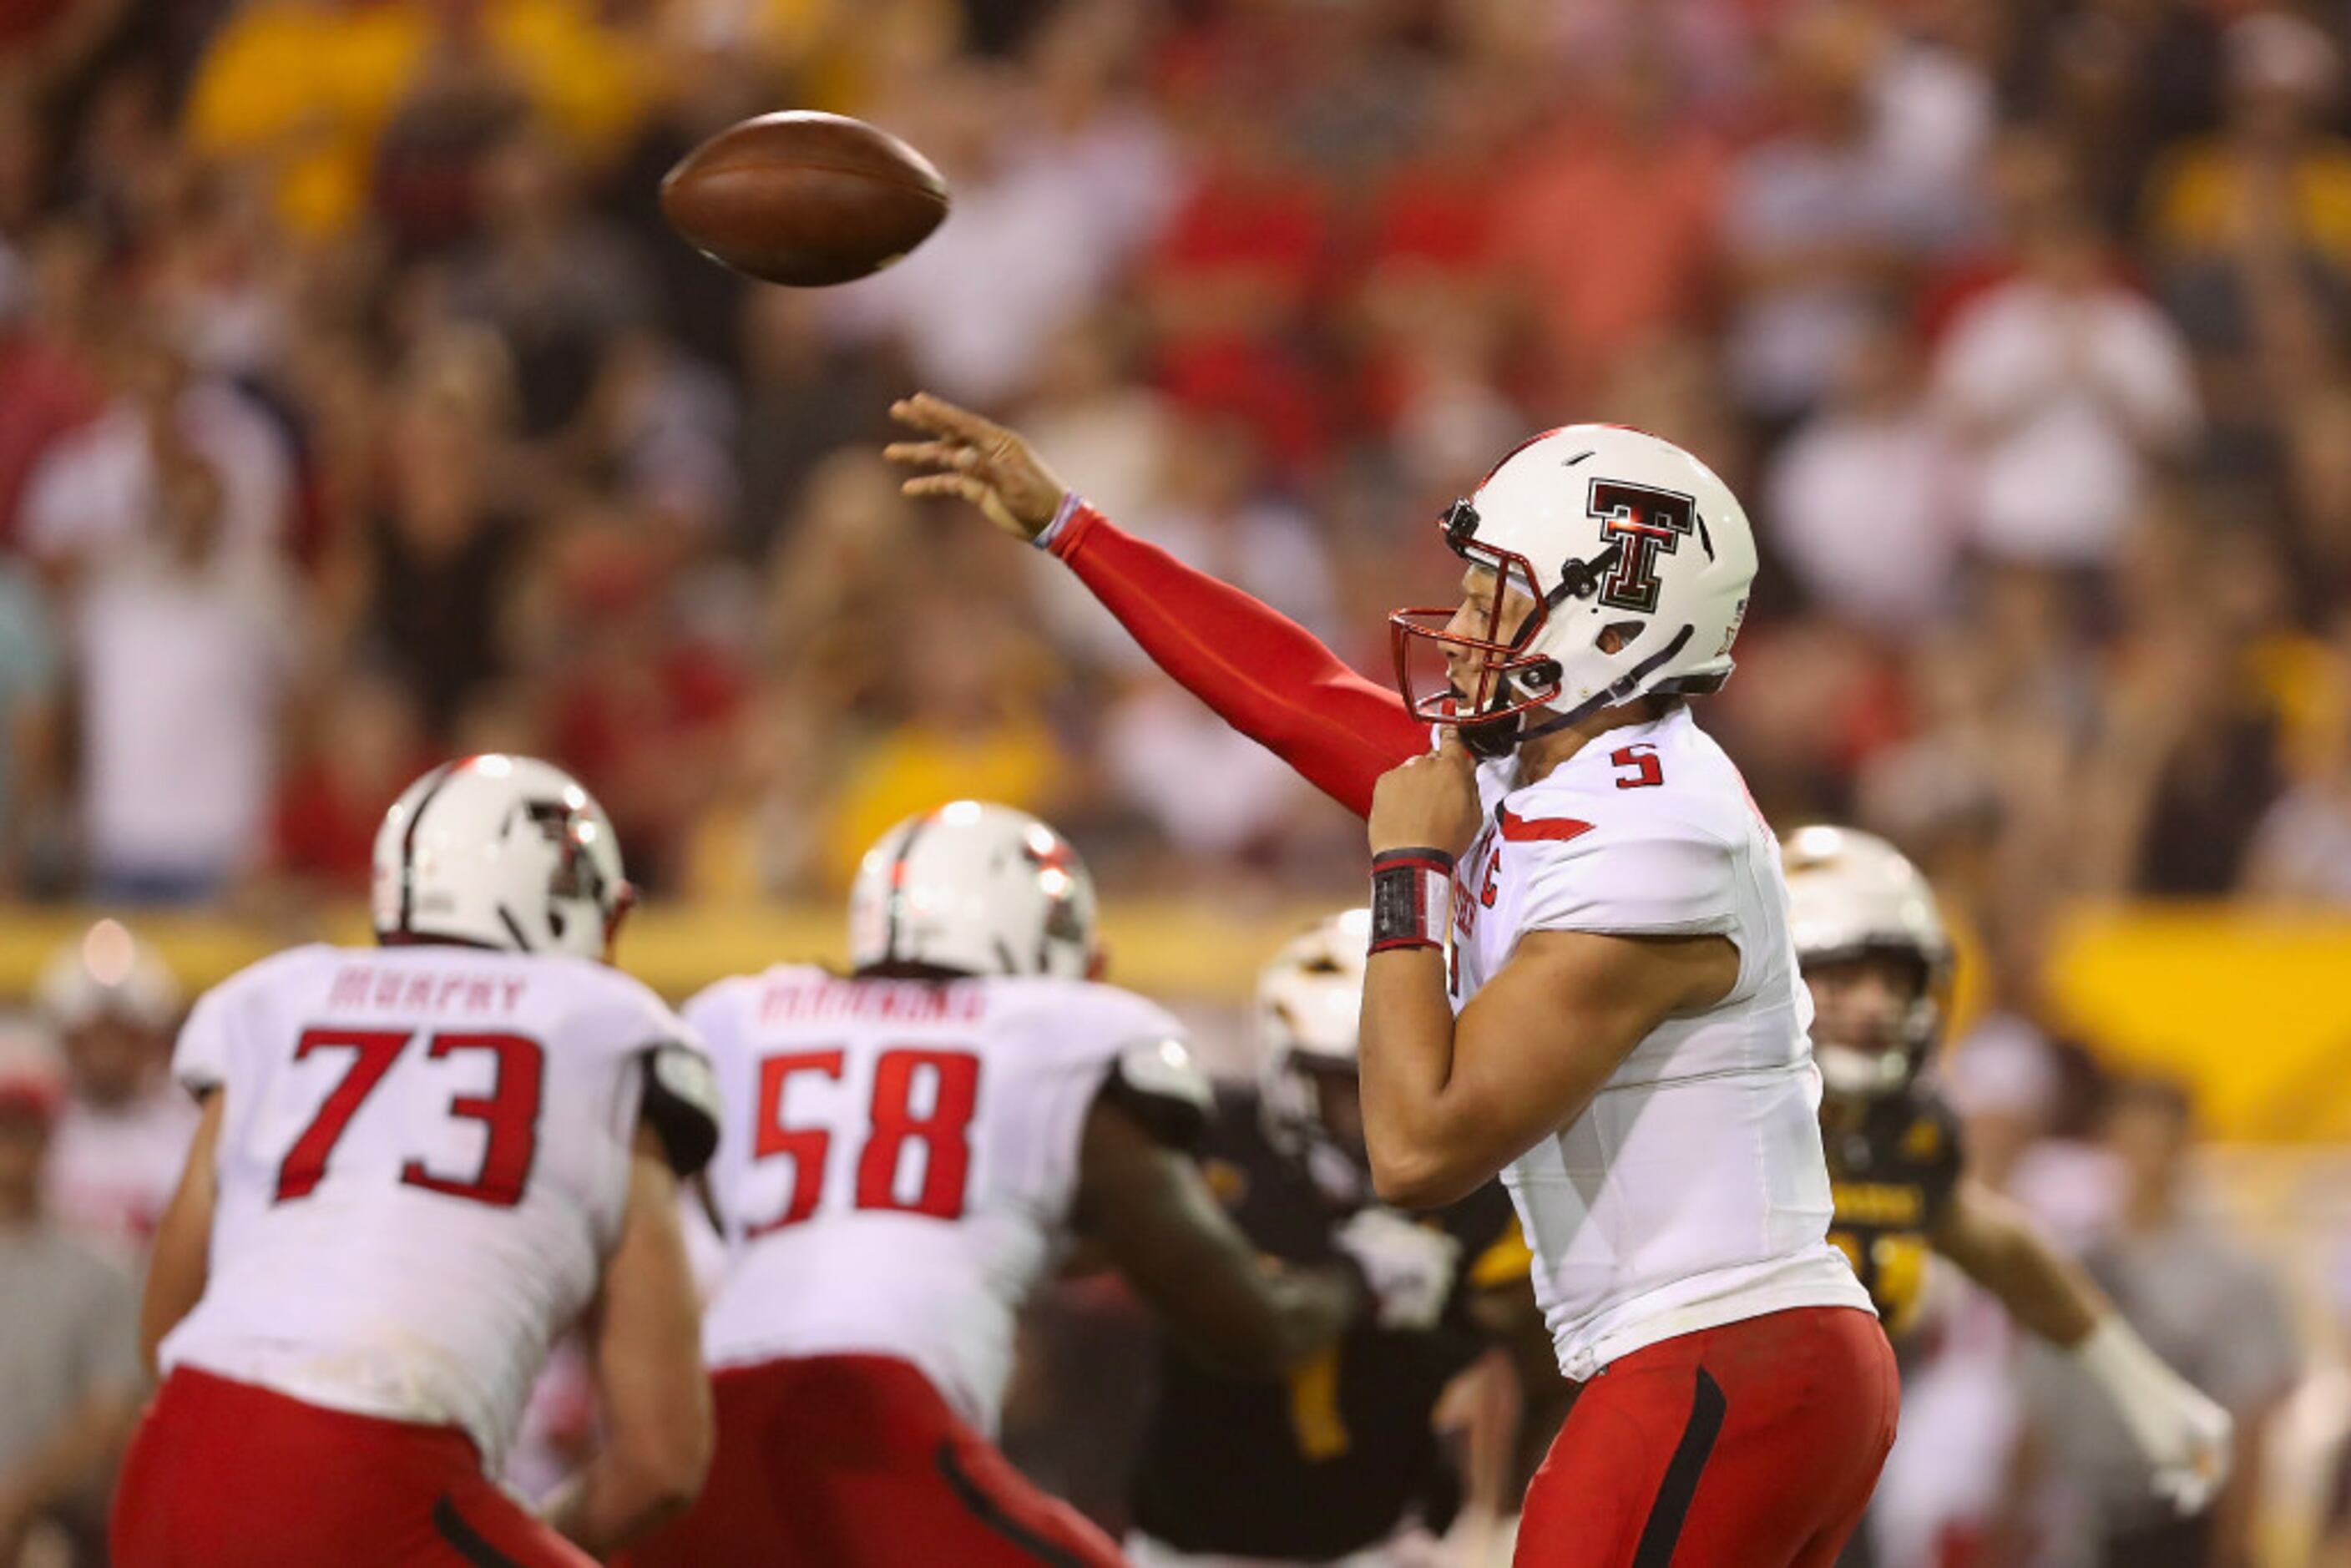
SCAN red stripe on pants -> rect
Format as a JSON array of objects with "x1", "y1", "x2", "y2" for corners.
[
  {"x1": 619, "y1": 1353, "x2": 1126, "y2": 1568},
  {"x1": 112, "y1": 1367, "x2": 594, "y2": 1567},
  {"x1": 1515, "y1": 1307, "x2": 1898, "y2": 1568}
]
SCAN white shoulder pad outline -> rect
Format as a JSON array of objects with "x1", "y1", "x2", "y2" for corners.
[
  {"x1": 1116, "y1": 1036, "x2": 1211, "y2": 1110},
  {"x1": 643, "y1": 1040, "x2": 721, "y2": 1176},
  {"x1": 1107, "y1": 1034, "x2": 1214, "y2": 1145}
]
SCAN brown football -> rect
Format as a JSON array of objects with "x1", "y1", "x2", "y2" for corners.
[{"x1": 660, "y1": 112, "x2": 950, "y2": 287}]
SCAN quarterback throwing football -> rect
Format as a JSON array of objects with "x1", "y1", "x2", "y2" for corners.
[{"x1": 892, "y1": 398, "x2": 1896, "y2": 1566}]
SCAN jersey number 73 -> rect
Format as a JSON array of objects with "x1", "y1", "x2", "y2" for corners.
[{"x1": 276, "y1": 1028, "x2": 544, "y2": 1208}]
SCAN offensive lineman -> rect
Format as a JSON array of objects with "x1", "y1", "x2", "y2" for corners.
[
  {"x1": 117, "y1": 756, "x2": 720, "y2": 1565},
  {"x1": 1127, "y1": 908, "x2": 1539, "y2": 1568},
  {"x1": 891, "y1": 397, "x2": 1893, "y2": 1565},
  {"x1": 624, "y1": 802, "x2": 1459, "y2": 1568},
  {"x1": 1782, "y1": 825, "x2": 2232, "y2": 1554}
]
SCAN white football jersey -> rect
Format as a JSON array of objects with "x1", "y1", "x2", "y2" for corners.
[
  {"x1": 159, "y1": 943, "x2": 715, "y2": 1469},
  {"x1": 690, "y1": 965, "x2": 1195, "y2": 1434},
  {"x1": 1450, "y1": 706, "x2": 1872, "y2": 1378},
  {"x1": 45, "y1": 1085, "x2": 199, "y2": 1258}
]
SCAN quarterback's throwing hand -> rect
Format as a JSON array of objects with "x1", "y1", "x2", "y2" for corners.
[
  {"x1": 887, "y1": 392, "x2": 1068, "y2": 542},
  {"x1": 1368, "y1": 735, "x2": 1481, "y2": 860}
]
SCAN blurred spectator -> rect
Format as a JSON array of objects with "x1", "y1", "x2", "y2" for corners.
[
  {"x1": 1019, "y1": 313, "x2": 1176, "y2": 527},
  {"x1": 1948, "y1": 1014, "x2": 2121, "y2": 1250},
  {"x1": 2076, "y1": 508, "x2": 2288, "y2": 896},
  {"x1": 545, "y1": 526, "x2": 746, "y2": 893},
  {"x1": 1722, "y1": 3, "x2": 1954, "y2": 429},
  {"x1": 1018, "y1": 0, "x2": 1179, "y2": 259},
  {"x1": 62, "y1": 414, "x2": 303, "y2": 901},
  {"x1": 2020, "y1": 1076, "x2": 2298, "y2": 1568},
  {"x1": 33, "y1": 920, "x2": 194, "y2": 1257},
  {"x1": 733, "y1": 289, "x2": 907, "y2": 547},
  {"x1": 1764, "y1": 311, "x2": 1959, "y2": 630},
  {"x1": 827, "y1": 60, "x2": 1164, "y2": 407},
  {"x1": 2010, "y1": 0, "x2": 2221, "y2": 239},
  {"x1": 442, "y1": 129, "x2": 661, "y2": 436},
  {"x1": 268, "y1": 667, "x2": 433, "y2": 897},
  {"x1": 567, "y1": 328, "x2": 738, "y2": 537},
  {"x1": 2148, "y1": 12, "x2": 2351, "y2": 464},
  {"x1": 185, "y1": 0, "x2": 651, "y2": 243},
  {"x1": 2242, "y1": 609, "x2": 2351, "y2": 903},
  {"x1": 146, "y1": 170, "x2": 294, "y2": 389},
  {"x1": 2323, "y1": 1236, "x2": 2351, "y2": 1568},
  {"x1": 761, "y1": 449, "x2": 928, "y2": 726},
  {"x1": 340, "y1": 330, "x2": 528, "y2": 741},
  {"x1": 1933, "y1": 205, "x2": 2198, "y2": 570},
  {"x1": 2286, "y1": 380, "x2": 2351, "y2": 600},
  {"x1": 1868, "y1": 0, "x2": 1997, "y2": 202},
  {"x1": 1489, "y1": 47, "x2": 1721, "y2": 405},
  {"x1": 0, "y1": 240, "x2": 103, "y2": 549},
  {"x1": 819, "y1": 590, "x2": 1059, "y2": 887},
  {"x1": 21, "y1": 321, "x2": 293, "y2": 571},
  {"x1": 1139, "y1": 62, "x2": 1333, "y2": 471},
  {"x1": 0, "y1": 557, "x2": 61, "y2": 894},
  {"x1": 0, "y1": 89, "x2": 51, "y2": 245},
  {"x1": 0, "y1": 1029, "x2": 144, "y2": 1566}
]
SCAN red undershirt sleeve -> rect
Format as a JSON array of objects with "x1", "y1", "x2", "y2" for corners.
[{"x1": 1049, "y1": 501, "x2": 1427, "y2": 818}]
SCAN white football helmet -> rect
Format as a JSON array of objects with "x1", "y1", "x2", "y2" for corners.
[
  {"x1": 36, "y1": 919, "x2": 180, "y2": 1032},
  {"x1": 371, "y1": 756, "x2": 632, "y2": 962},
  {"x1": 1391, "y1": 425, "x2": 1756, "y2": 753},
  {"x1": 1256, "y1": 908, "x2": 1371, "y2": 1204},
  {"x1": 1782, "y1": 825, "x2": 1953, "y2": 1099},
  {"x1": 847, "y1": 802, "x2": 1098, "y2": 979}
]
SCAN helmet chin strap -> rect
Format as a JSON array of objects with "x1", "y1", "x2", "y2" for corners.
[{"x1": 1462, "y1": 623, "x2": 1696, "y2": 755}]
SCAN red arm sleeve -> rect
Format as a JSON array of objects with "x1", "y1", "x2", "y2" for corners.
[{"x1": 1050, "y1": 502, "x2": 1426, "y2": 818}]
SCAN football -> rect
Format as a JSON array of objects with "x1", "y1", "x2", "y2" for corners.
[{"x1": 660, "y1": 111, "x2": 951, "y2": 287}]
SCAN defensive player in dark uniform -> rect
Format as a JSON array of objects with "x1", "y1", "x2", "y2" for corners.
[
  {"x1": 1127, "y1": 910, "x2": 1541, "y2": 1568},
  {"x1": 1782, "y1": 827, "x2": 2232, "y2": 1555}
]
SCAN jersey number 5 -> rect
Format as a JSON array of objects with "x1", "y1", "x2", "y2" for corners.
[
  {"x1": 1610, "y1": 743, "x2": 1663, "y2": 789},
  {"x1": 747, "y1": 1048, "x2": 982, "y2": 1235},
  {"x1": 276, "y1": 1028, "x2": 544, "y2": 1208}
]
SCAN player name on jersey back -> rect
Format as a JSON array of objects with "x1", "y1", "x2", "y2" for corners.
[
  {"x1": 1451, "y1": 706, "x2": 1873, "y2": 1378},
  {"x1": 158, "y1": 943, "x2": 708, "y2": 1470},
  {"x1": 690, "y1": 964, "x2": 1187, "y2": 1434}
]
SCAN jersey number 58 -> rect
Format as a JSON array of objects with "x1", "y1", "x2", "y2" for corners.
[{"x1": 748, "y1": 1048, "x2": 982, "y2": 1234}]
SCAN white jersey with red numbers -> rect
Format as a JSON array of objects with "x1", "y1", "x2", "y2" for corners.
[
  {"x1": 159, "y1": 943, "x2": 715, "y2": 1470},
  {"x1": 1449, "y1": 705, "x2": 1872, "y2": 1380},
  {"x1": 690, "y1": 964, "x2": 1196, "y2": 1434},
  {"x1": 45, "y1": 1084, "x2": 199, "y2": 1257}
]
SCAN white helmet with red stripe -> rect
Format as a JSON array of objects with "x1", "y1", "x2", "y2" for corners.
[
  {"x1": 848, "y1": 801, "x2": 1099, "y2": 979},
  {"x1": 1391, "y1": 425, "x2": 1757, "y2": 753},
  {"x1": 371, "y1": 755, "x2": 634, "y2": 961}
]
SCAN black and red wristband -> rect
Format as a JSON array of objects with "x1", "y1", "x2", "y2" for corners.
[{"x1": 1368, "y1": 848, "x2": 1454, "y2": 954}]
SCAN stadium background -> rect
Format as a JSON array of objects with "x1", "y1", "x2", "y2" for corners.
[{"x1": 3, "y1": 0, "x2": 2351, "y2": 1561}]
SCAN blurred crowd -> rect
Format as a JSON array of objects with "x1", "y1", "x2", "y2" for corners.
[{"x1": 0, "y1": 0, "x2": 2347, "y2": 950}]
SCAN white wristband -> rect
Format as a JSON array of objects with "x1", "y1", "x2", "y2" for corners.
[{"x1": 1032, "y1": 491, "x2": 1084, "y2": 553}]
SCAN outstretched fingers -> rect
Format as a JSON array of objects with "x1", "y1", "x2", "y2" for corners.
[
  {"x1": 883, "y1": 439, "x2": 979, "y2": 472},
  {"x1": 888, "y1": 392, "x2": 1004, "y2": 447},
  {"x1": 900, "y1": 473, "x2": 993, "y2": 504}
]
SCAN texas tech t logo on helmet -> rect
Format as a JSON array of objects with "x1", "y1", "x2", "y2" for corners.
[{"x1": 1590, "y1": 481, "x2": 1700, "y2": 616}]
